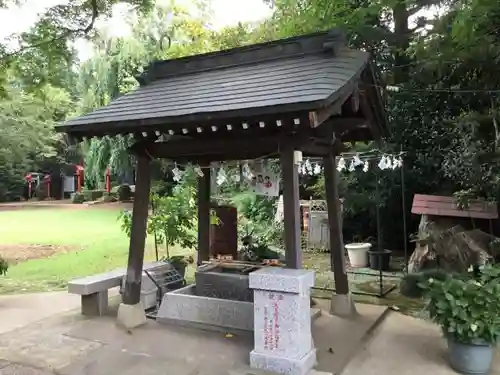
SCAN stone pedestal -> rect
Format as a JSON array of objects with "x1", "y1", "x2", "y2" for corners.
[
  {"x1": 117, "y1": 302, "x2": 147, "y2": 329},
  {"x1": 330, "y1": 292, "x2": 357, "y2": 318},
  {"x1": 249, "y1": 268, "x2": 316, "y2": 375}
]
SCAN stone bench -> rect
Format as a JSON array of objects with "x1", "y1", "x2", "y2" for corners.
[{"x1": 68, "y1": 261, "x2": 164, "y2": 316}]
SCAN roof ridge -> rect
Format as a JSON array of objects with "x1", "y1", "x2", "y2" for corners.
[{"x1": 136, "y1": 28, "x2": 345, "y2": 86}]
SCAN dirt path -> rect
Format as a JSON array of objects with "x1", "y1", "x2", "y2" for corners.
[{"x1": 0, "y1": 244, "x2": 80, "y2": 264}]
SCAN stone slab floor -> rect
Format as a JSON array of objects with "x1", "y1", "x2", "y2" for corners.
[
  {"x1": 0, "y1": 291, "x2": 80, "y2": 335},
  {"x1": 342, "y1": 310, "x2": 500, "y2": 375},
  {"x1": 5, "y1": 292, "x2": 496, "y2": 375},
  {"x1": 0, "y1": 293, "x2": 387, "y2": 375}
]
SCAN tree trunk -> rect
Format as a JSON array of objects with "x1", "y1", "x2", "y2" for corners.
[{"x1": 392, "y1": 1, "x2": 411, "y2": 84}]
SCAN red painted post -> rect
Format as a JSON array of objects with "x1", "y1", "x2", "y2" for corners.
[
  {"x1": 105, "y1": 167, "x2": 111, "y2": 193},
  {"x1": 76, "y1": 165, "x2": 84, "y2": 193},
  {"x1": 25, "y1": 174, "x2": 33, "y2": 199}
]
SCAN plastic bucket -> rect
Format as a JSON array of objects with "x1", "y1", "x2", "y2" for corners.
[
  {"x1": 368, "y1": 249, "x2": 392, "y2": 271},
  {"x1": 346, "y1": 243, "x2": 371, "y2": 268}
]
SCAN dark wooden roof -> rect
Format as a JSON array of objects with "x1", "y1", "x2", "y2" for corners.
[
  {"x1": 412, "y1": 194, "x2": 498, "y2": 219},
  {"x1": 57, "y1": 29, "x2": 386, "y2": 139}
]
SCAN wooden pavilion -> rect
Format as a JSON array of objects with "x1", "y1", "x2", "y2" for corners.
[{"x1": 57, "y1": 29, "x2": 387, "y2": 325}]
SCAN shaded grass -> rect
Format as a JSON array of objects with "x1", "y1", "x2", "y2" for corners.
[
  {"x1": 0, "y1": 209, "x2": 425, "y2": 317},
  {"x1": 303, "y1": 250, "x2": 426, "y2": 317},
  {"x1": 0, "y1": 208, "x2": 194, "y2": 294}
]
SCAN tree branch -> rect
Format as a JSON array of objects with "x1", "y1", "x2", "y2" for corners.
[
  {"x1": 408, "y1": 5, "x2": 423, "y2": 17},
  {"x1": 1, "y1": 0, "x2": 99, "y2": 61}
]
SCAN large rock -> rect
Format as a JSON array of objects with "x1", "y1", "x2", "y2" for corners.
[{"x1": 407, "y1": 215, "x2": 499, "y2": 273}]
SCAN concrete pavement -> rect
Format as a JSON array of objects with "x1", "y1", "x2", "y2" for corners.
[
  {"x1": 342, "y1": 310, "x2": 500, "y2": 375},
  {"x1": 2, "y1": 291, "x2": 497, "y2": 375},
  {"x1": 0, "y1": 291, "x2": 80, "y2": 334}
]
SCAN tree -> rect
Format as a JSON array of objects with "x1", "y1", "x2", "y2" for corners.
[
  {"x1": 77, "y1": 0, "x2": 254, "y2": 187},
  {"x1": 260, "y1": 0, "x2": 500, "y2": 246},
  {"x1": 0, "y1": 82, "x2": 72, "y2": 200}
]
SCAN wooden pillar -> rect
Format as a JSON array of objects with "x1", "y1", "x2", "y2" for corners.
[
  {"x1": 197, "y1": 166, "x2": 211, "y2": 265},
  {"x1": 323, "y1": 150, "x2": 350, "y2": 295},
  {"x1": 280, "y1": 147, "x2": 301, "y2": 269},
  {"x1": 122, "y1": 155, "x2": 152, "y2": 305}
]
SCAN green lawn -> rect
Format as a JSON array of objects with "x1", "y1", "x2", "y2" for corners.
[
  {"x1": 0, "y1": 207, "x2": 422, "y2": 316},
  {"x1": 0, "y1": 208, "x2": 193, "y2": 294}
]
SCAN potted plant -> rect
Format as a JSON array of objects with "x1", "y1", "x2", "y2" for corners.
[
  {"x1": 421, "y1": 265, "x2": 500, "y2": 374},
  {"x1": 345, "y1": 236, "x2": 373, "y2": 268}
]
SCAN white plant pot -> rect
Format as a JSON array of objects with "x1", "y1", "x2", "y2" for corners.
[{"x1": 346, "y1": 243, "x2": 371, "y2": 268}]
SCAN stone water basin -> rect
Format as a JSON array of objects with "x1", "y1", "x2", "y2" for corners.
[{"x1": 195, "y1": 263, "x2": 261, "y2": 302}]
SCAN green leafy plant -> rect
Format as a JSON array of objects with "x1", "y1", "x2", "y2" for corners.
[
  {"x1": 119, "y1": 174, "x2": 220, "y2": 258},
  {"x1": 118, "y1": 209, "x2": 132, "y2": 237},
  {"x1": 421, "y1": 265, "x2": 500, "y2": 344},
  {"x1": 148, "y1": 189, "x2": 197, "y2": 258},
  {"x1": 0, "y1": 257, "x2": 8, "y2": 275},
  {"x1": 453, "y1": 189, "x2": 477, "y2": 210},
  {"x1": 400, "y1": 269, "x2": 449, "y2": 298},
  {"x1": 238, "y1": 224, "x2": 282, "y2": 262}
]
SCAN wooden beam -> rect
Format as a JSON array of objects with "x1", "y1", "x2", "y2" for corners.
[
  {"x1": 311, "y1": 117, "x2": 368, "y2": 143},
  {"x1": 60, "y1": 107, "x2": 310, "y2": 139},
  {"x1": 359, "y1": 87, "x2": 383, "y2": 140},
  {"x1": 301, "y1": 141, "x2": 333, "y2": 157},
  {"x1": 197, "y1": 165, "x2": 211, "y2": 265},
  {"x1": 308, "y1": 84, "x2": 356, "y2": 128},
  {"x1": 122, "y1": 155, "x2": 152, "y2": 305},
  {"x1": 280, "y1": 144, "x2": 301, "y2": 269},
  {"x1": 323, "y1": 148, "x2": 350, "y2": 295},
  {"x1": 143, "y1": 134, "x2": 310, "y2": 161}
]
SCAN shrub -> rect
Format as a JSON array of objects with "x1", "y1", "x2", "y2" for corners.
[
  {"x1": 0, "y1": 257, "x2": 8, "y2": 275},
  {"x1": 117, "y1": 184, "x2": 132, "y2": 202},
  {"x1": 400, "y1": 269, "x2": 449, "y2": 298},
  {"x1": 71, "y1": 192, "x2": 86, "y2": 204},
  {"x1": 421, "y1": 265, "x2": 500, "y2": 344}
]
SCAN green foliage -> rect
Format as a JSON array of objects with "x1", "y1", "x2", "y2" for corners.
[
  {"x1": 421, "y1": 266, "x2": 500, "y2": 344},
  {"x1": 148, "y1": 188, "x2": 197, "y2": 255},
  {"x1": 228, "y1": 191, "x2": 283, "y2": 247},
  {"x1": 266, "y1": 0, "x2": 500, "y2": 248},
  {"x1": 119, "y1": 171, "x2": 199, "y2": 255},
  {"x1": 0, "y1": 83, "x2": 71, "y2": 201},
  {"x1": 118, "y1": 209, "x2": 132, "y2": 237},
  {"x1": 400, "y1": 269, "x2": 450, "y2": 298},
  {"x1": 0, "y1": 257, "x2": 8, "y2": 276},
  {"x1": 238, "y1": 235, "x2": 282, "y2": 262},
  {"x1": 118, "y1": 167, "x2": 222, "y2": 257},
  {"x1": 1, "y1": 0, "x2": 500, "y2": 266},
  {"x1": 82, "y1": 136, "x2": 133, "y2": 189},
  {"x1": 77, "y1": 1, "x2": 216, "y2": 182}
]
